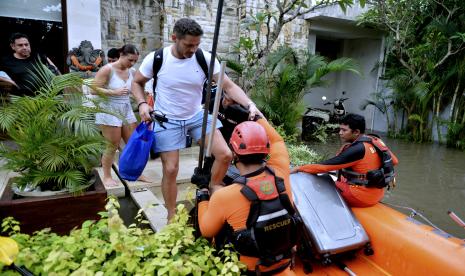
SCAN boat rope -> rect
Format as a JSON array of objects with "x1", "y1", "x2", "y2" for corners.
[{"x1": 382, "y1": 202, "x2": 446, "y2": 233}]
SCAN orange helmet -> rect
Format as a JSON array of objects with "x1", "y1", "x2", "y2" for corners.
[{"x1": 229, "y1": 121, "x2": 270, "y2": 156}]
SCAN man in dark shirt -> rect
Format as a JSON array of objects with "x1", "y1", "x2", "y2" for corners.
[{"x1": 0, "y1": 33, "x2": 59, "y2": 96}]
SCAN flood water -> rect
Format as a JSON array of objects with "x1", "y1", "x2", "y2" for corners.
[{"x1": 308, "y1": 135, "x2": 465, "y2": 238}]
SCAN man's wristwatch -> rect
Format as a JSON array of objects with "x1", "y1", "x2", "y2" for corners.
[
  {"x1": 196, "y1": 189, "x2": 210, "y2": 202},
  {"x1": 137, "y1": 101, "x2": 148, "y2": 109}
]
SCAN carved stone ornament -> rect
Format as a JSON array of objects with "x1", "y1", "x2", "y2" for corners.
[{"x1": 66, "y1": 40, "x2": 106, "y2": 78}]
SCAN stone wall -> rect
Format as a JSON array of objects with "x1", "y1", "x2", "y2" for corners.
[
  {"x1": 100, "y1": 0, "x2": 163, "y2": 60},
  {"x1": 100, "y1": 0, "x2": 310, "y2": 63},
  {"x1": 241, "y1": 0, "x2": 310, "y2": 55},
  {"x1": 162, "y1": 0, "x2": 240, "y2": 58}
]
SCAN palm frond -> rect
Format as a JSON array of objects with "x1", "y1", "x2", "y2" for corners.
[
  {"x1": 0, "y1": 104, "x2": 18, "y2": 131},
  {"x1": 306, "y1": 57, "x2": 361, "y2": 90},
  {"x1": 303, "y1": 54, "x2": 326, "y2": 78},
  {"x1": 39, "y1": 146, "x2": 68, "y2": 172},
  {"x1": 360, "y1": 99, "x2": 385, "y2": 113},
  {"x1": 1, "y1": 72, "x2": 107, "y2": 191},
  {"x1": 60, "y1": 108, "x2": 102, "y2": 137},
  {"x1": 266, "y1": 46, "x2": 295, "y2": 72},
  {"x1": 24, "y1": 61, "x2": 56, "y2": 94},
  {"x1": 326, "y1": 58, "x2": 361, "y2": 76}
]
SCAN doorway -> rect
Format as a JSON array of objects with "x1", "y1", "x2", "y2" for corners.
[
  {"x1": 315, "y1": 37, "x2": 343, "y2": 61},
  {"x1": 0, "y1": 17, "x2": 65, "y2": 73}
]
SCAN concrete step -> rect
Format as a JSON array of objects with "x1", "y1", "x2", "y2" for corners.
[
  {"x1": 97, "y1": 146, "x2": 200, "y2": 232},
  {"x1": 100, "y1": 146, "x2": 200, "y2": 198},
  {"x1": 130, "y1": 188, "x2": 168, "y2": 232}
]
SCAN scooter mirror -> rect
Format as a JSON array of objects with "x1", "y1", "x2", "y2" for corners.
[{"x1": 322, "y1": 96, "x2": 327, "y2": 101}]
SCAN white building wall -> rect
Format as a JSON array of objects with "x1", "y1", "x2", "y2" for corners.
[
  {"x1": 303, "y1": 37, "x2": 383, "y2": 132},
  {"x1": 303, "y1": 1, "x2": 370, "y2": 21},
  {"x1": 341, "y1": 38, "x2": 381, "y2": 130},
  {"x1": 303, "y1": 72, "x2": 340, "y2": 110},
  {"x1": 67, "y1": 0, "x2": 101, "y2": 50}
]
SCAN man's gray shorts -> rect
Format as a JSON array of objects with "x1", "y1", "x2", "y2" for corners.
[{"x1": 153, "y1": 110, "x2": 222, "y2": 153}]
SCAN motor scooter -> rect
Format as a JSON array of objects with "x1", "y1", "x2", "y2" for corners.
[
  {"x1": 301, "y1": 92, "x2": 348, "y2": 141},
  {"x1": 324, "y1": 91, "x2": 349, "y2": 124}
]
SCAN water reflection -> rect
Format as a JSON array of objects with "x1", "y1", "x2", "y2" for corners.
[{"x1": 306, "y1": 134, "x2": 465, "y2": 238}]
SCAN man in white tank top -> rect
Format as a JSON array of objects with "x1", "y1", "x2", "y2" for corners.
[{"x1": 132, "y1": 18, "x2": 261, "y2": 220}]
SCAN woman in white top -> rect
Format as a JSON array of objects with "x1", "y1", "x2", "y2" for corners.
[{"x1": 93, "y1": 44, "x2": 148, "y2": 186}]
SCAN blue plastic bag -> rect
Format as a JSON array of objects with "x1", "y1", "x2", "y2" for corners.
[{"x1": 119, "y1": 122, "x2": 154, "y2": 181}]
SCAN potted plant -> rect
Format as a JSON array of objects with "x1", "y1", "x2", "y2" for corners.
[{"x1": 0, "y1": 67, "x2": 108, "y2": 234}]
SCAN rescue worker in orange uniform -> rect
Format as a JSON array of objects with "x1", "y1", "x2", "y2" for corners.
[
  {"x1": 293, "y1": 113, "x2": 399, "y2": 207},
  {"x1": 197, "y1": 119, "x2": 298, "y2": 275}
]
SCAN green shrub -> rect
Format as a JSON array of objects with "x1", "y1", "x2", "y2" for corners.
[
  {"x1": 287, "y1": 144, "x2": 324, "y2": 166},
  {"x1": 1, "y1": 198, "x2": 245, "y2": 275},
  {"x1": 446, "y1": 122, "x2": 465, "y2": 150},
  {"x1": 273, "y1": 123, "x2": 298, "y2": 144},
  {"x1": 309, "y1": 124, "x2": 339, "y2": 143}
]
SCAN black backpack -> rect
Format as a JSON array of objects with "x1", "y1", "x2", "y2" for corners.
[
  {"x1": 359, "y1": 135, "x2": 395, "y2": 188},
  {"x1": 231, "y1": 166, "x2": 299, "y2": 268},
  {"x1": 151, "y1": 47, "x2": 216, "y2": 107}
]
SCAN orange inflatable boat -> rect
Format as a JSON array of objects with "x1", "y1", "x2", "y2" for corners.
[
  {"x1": 288, "y1": 173, "x2": 465, "y2": 275},
  {"x1": 290, "y1": 203, "x2": 465, "y2": 275}
]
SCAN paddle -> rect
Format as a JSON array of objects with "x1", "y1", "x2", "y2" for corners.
[
  {"x1": 0, "y1": 236, "x2": 34, "y2": 276},
  {"x1": 191, "y1": 0, "x2": 225, "y2": 190}
]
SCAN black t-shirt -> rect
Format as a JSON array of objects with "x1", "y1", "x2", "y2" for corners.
[{"x1": 0, "y1": 53, "x2": 47, "y2": 96}]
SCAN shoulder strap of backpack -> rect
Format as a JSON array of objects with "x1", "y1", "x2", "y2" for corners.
[
  {"x1": 195, "y1": 48, "x2": 209, "y2": 78},
  {"x1": 152, "y1": 48, "x2": 164, "y2": 93},
  {"x1": 355, "y1": 135, "x2": 371, "y2": 144},
  {"x1": 264, "y1": 166, "x2": 295, "y2": 216}
]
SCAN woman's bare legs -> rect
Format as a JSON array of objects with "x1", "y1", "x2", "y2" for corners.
[{"x1": 101, "y1": 125, "x2": 122, "y2": 186}]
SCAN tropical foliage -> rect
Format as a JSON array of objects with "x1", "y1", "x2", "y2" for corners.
[
  {"x1": 249, "y1": 46, "x2": 359, "y2": 136},
  {"x1": 273, "y1": 116, "x2": 325, "y2": 165},
  {"x1": 0, "y1": 198, "x2": 245, "y2": 275},
  {"x1": 287, "y1": 144, "x2": 324, "y2": 166},
  {"x1": 359, "y1": 0, "x2": 465, "y2": 147},
  {"x1": 309, "y1": 123, "x2": 339, "y2": 143},
  {"x1": 360, "y1": 90, "x2": 396, "y2": 135},
  {"x1": 0, "y1": 67, "x2": 106, "y2": 192}
]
